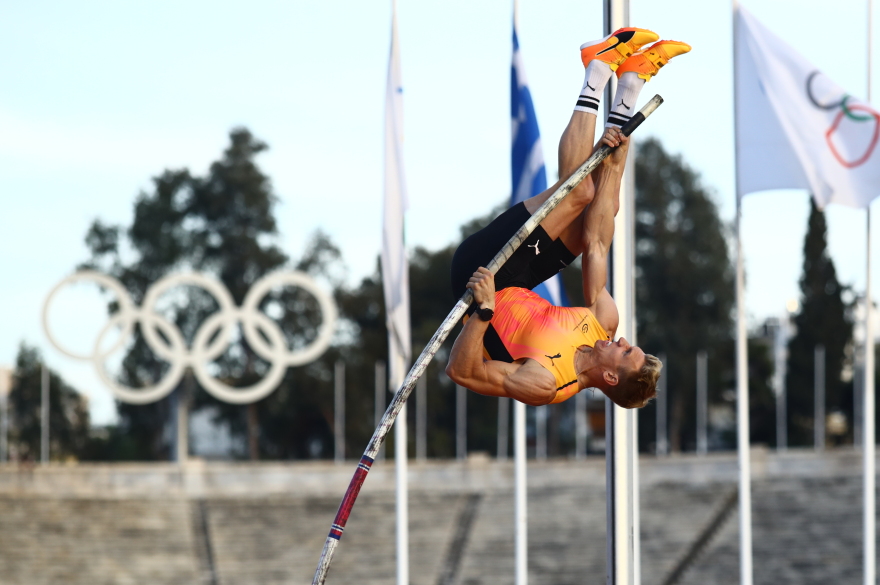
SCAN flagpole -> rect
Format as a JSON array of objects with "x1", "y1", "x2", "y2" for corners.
[
  {"x1": 382, "y1": 2, "x2": 410, "y2": 584},
  {"x1": 511, "y1": 3, "x2": 527, "y2": 578},
  {"x1": 604, "y1": 1, "x2": 639, "y2": 584},
  {"x1": 864, "y1": 5, "x2": 874, "y2": 585},
  {"x1": 732, "y1": 3, "x2": 754, "y2": 585},
  {"x1": 868, "y1": 237, "x2": 875, "y2": 585}
]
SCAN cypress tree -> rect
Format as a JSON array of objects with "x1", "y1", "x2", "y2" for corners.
[{"x1": 785, "y1": 198, "x2": 852, "y2": 446}]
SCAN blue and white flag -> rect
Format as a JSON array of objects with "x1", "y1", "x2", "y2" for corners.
[{"x1": 511, "y1": 27, "x2": 569, "y2": 306}]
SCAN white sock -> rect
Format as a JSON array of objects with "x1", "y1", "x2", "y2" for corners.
[
  {"x1": 574, "y1": 59, "x2": 613, "y2": 114},
  {"x1": 606, "y1": 72, "x2": 646, "y2": 128}
]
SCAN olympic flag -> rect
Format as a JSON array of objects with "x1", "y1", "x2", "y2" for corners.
[
  {"x1": 735, "y1": 5, "x2": 880, "y2": 208},
  {"x1": 511, "y1": 26, "x2": 569, "y2": 307},
  {"x1": 733, "y1": 7, "x2": 879, "y2": 584},
  {"x1": 381, "y1": 4, "x2": 412, "y2": 585}
]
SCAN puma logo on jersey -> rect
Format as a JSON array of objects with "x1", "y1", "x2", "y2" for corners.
[
  {"x1": 545, "y1": 353, "x2": 562, "y2": 366},
  {"x1": 527, "y1": 240, "x2": 540, "y2": 255}
]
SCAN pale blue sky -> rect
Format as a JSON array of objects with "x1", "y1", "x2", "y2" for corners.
[{"x1": 0, "y1": 0, "x2": 876, "y2": 424}]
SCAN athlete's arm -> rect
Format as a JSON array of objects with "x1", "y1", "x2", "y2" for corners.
[
  {"x1": 581, "y1": 127, "x2": 628, "y2": 334},
  {"x1": 445, "y1": 268, "x2": 557, "y2": 407}
]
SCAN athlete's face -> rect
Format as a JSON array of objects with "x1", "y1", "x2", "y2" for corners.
[{"x1": 593, "y1": 337, "x2": 646, "y2": 379}]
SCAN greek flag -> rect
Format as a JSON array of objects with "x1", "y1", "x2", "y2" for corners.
[{"x1": 511, "y1": 27, "x2": 569, "y2": 306}]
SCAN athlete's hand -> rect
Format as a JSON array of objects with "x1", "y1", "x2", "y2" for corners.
[
  {"x1": 600, "y1": 126, "x2": 629, "y2": 166},
  {"x1": 467, "y1": 267, "x2": 496, "y2": 311}
]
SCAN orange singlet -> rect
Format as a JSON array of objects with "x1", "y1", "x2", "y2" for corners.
[{"x1": 485, "y1": 287, "x2": 610, "y2": 404}]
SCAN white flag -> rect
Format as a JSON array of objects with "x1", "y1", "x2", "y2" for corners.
[
  {"x1": 381, "y1": 7, "x2": 411, "y2": 382},
  {"x1": 735, "y1": 6, "x2": 880, "y2": 208}
]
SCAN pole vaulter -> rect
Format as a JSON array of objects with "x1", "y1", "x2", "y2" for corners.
[{"x1": 311, "y1": 93, "x2": 663, "y2": 585}]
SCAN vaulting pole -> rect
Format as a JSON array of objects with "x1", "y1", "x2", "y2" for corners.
[{"x1": 310, "y1": 96, "x2": 663, "y2": 585}]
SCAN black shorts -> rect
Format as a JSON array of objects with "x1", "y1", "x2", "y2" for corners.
[
  {"x1": 450, "y1": 202, "x2": 576, "y2": 300},
  {"x1": 450, "y1": 203, "x2": 576, "y2": 362}
]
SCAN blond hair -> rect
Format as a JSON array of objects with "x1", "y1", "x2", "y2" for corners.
[{"x1": 617, "y1": 353, "x2": 663, "y2": 409}]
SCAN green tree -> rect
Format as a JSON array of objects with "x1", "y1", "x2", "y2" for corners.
[
  {"x1": 785, "y1": 198, "x2": 852, "y2": 446},
  {"x1": 632, "y1": 138, "x2": 775, "y2": 452},
  {"x1": 8, "y1": 343, "x2": 91, "y2": 461},
  {"x1": 82, "y1": 128, "x2": 323, "y2": 460}
]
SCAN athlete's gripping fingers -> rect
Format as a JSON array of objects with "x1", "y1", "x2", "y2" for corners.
[
  {"x1": 466, "y1": 267, "x2": 496, "y2": 309},
  {"x1": 600, "y1": 126, "x2": 628, "y2": 167},
  {"x1": 600, "y1": 125, "x2": 627, "y2": 149}
]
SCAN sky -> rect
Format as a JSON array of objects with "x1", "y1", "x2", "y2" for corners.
[{"x1": 0, "y1": 0, "x2": 877, "y2": 425}]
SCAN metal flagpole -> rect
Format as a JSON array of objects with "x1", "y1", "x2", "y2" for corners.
[
  {"x1": 497, "y1": 397, "x2": 509, "y2": 460},
  {"x1": 774, "y1": 318, "x2": 787, "y2": 451},
  {"x1": 393, "y1": 356, "x2": 409, "y2": 585},
  {"x1": 732, "y1": 4, "x2": 754, "y2": 583},
  {"x1": 416, "y1": 375, "x2": 427, "y2": 461},
  {"x1": 734, "y1": 160, "x2": 754, "y2": 585},
  {"x1": 864, "y1": 4, "x2": 875, "y2": 583},
  {"x1": 0, "y1": 368, "x2": 10, "y2": 464},
  {"x1": 376, "y1": 361, "x2": 386, "y2": 461},
  {"x1": 334, "y1": 361, "x2": 345, "y2": 463},
  {"x1": 604, "y1": 0, "x2": 639, "y2": 582},
  {"x1": 310, "y1": 96, "x2": 663, "y2": 585},
  {"x1": 865, "y1": 209, "x2": 875, "y2": 585},
  {"x1": 41, "y1": 364, "x2": 49, "y2": 463},
  {"x1": 696, "y1": 351, "x2": 708, "y2": 455},
  {"x1": 456, "y1": 385, "x2": 466, "y2": 460},
  {"x1": 536, "y1": 406, "x2": 547, "y2": 459},
  {"x1": 814, "y1": 345, "x2": 825, "y2": 452},
  {"x1": 656, "y1": 353, "x2": 668, "y2": 456},
  {"x1": 576, "y1": 391, "x2": 587, "y2": 459},
  {"x1": 626, "y1": 136, "x2": 641, "y2": 585},
  {"x1": 514, "y1": 399, "x2": 527, "y2": 585},
  {"x1": 512, "y1": 5, "x2": 528, "y2": 582}
]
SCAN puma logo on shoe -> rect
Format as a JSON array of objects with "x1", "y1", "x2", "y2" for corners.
[
  {"x1": 596, "y1": 30, "x2": 636, "y2": 56},
  {"x1": 528, "y1": 241, "x2": 540, "y2": 255},
  {"x1": 617, "y1": 99, "x2": 631, "y2": 110}
]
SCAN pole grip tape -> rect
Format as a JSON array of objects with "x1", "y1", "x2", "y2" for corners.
[
  {"x1": 328, "y1": 455, "x2": 374, "y2": 540},
  {"x1": 620, "y1": 113, "x2": 646, "y2": 137},
  {"x1": 620, "y1": 94, "x2": 664, "y2": 137}
]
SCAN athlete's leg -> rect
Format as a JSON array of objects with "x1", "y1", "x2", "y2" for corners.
[
  {"x1": 451, "y1": 29, "x2": 655, "y2": 299},
  {"x1": 522, "y1": 28, "x2": 659, "y2": 246},
  {"x1": 558, "y1": 38, "x2": 692, "y2": 259}
]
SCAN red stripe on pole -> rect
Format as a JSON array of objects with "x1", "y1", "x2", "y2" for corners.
[{"x1": 328, "y1": 456, "x2": 374, "y2": 540}]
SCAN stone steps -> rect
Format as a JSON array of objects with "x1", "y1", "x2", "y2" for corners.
[{"x1": 0, "y1": 456, "x2": 874, "y2": 585}]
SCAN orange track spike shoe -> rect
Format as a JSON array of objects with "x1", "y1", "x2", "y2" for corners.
[
  {"x1": 616, "y1": 40, "x2": 691, "y2": 81},
  {"x1": 580, "y1": 28, "x2": 660, "y2": 71}
]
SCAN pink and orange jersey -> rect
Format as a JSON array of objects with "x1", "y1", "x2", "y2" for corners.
[{"x1": 485, "y1": 287, "x2": 610, "y2": 404}]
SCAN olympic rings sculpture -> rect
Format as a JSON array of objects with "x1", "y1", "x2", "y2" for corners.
[{"x1": 42, "y1": 270, "x2": 337, "y2": 405}]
